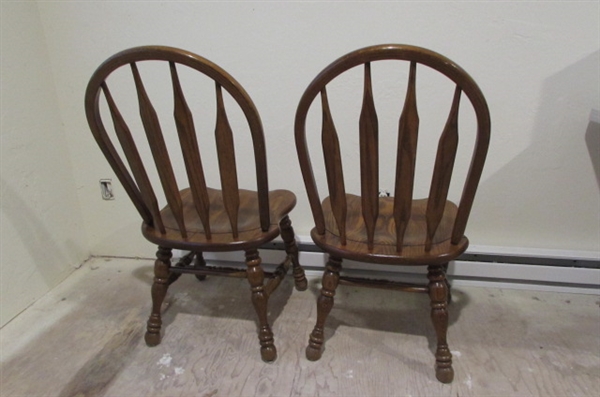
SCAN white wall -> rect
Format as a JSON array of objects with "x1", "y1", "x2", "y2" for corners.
[
  {"x1": 1, "y1": 2, "x2": 89, "y2": 327},
  {"x1": 31, "y1": 0, "x2": 600, "y2": 258},
  {"x1": 39, "y1": 1, "x2": 600, "y2": 256},
  {"x1": 1, "y1": 0, "x2": 597, "y2": 326}
]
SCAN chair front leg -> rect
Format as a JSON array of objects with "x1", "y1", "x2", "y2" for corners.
[
  {"x1": 245, "y1": 249, "x2": 277, "y2": 362},
  {"x1": 145, "y1": 246, "x2": 172, "y2": 346},
  {"x1": 428, "y1": 264, "x2": 454, "y2": 383},
  {"x1": 279, "y1": 215, "x2": 308, "y2": 291},
  {"x1": 306, "y1": 255, "x2": 342, "y2": 361}
]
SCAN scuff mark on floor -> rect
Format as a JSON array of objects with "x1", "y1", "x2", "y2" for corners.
[
  {"x1": 58, "y1": 318, "x2": 142, "y2": 397},
  {"x1": 203, "y1": 389, "x2": 218, "y2": 397}
]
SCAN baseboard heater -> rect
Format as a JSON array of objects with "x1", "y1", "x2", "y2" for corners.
[{"x1": 197, "y1": 237, "x2": 600, "y2": 295}]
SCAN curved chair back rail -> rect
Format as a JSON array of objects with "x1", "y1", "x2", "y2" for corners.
[
  {"x1": 295, "y1": 44, "x2": 491, "y2": 254},
  {"x1": 85, "y1": 46, "x2": 271, "y2": 240}
]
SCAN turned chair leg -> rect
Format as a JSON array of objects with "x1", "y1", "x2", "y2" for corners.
[
  {"x1": 194, "y1": 251, "x2": 208, "y2": 281},
  {"x1": 245, "y1": 249, "x2": 277, "y2": 362},
  {"x1": 145, "y1": 246, "x2": 172, "y2": 347},
  {"x1": 306, "y1": 256, "x2": 342, "y2": 361},
  {"x1": 279, "y1": 215, "x2": 308, "y2": 291},
  {"x1": 427, "y1": 264, "x2": 454, "y2": 383}
]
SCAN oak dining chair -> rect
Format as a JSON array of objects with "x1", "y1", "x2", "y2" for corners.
[
  {"x1": 85, "y1": 46, "x2": 307, "y2": 362},
  {"x1": 294, "y1": 44, "x2": 490, "y2": 382}
]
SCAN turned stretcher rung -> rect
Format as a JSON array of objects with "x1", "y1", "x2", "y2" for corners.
[{"x1": 338, "y1": 275, "x2": 428, "y2": 293}]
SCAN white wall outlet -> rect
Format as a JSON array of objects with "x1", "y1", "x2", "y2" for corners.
[{"x1": 100, "y1": 179, "x2": 114, "y2": 200}]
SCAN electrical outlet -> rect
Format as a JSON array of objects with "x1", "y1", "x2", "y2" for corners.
[
  {"x1": 379, "y1": 189, "x2": 391, "y2": 197},
  {"x1": 100, "y1": 179, "x2": 114, "y2": 200}
]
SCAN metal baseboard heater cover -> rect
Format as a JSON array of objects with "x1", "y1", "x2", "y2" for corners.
[
  {"x1": 261, "y1": 240, "x2": 600, "y2": 269},
  {"x1": 197, "y1": 237, "x2": 600, "y2": 295}
]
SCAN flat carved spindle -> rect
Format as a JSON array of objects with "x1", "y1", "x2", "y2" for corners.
[
  {"x1": 393, "y1": 61, "x2": 419, "y2": 252},
  {"x1": 101, "y1": 82, "x2": 165, "y2": 233},
  {"x1": 131, "y1": 62, "x2": 187, "y2": 238},
  {"x1": 215, "y1": 82, "x2": 240, "y2": 238},
  {"x1": 170, "y1": 62, "x2": 212, "y2": 238},
  {"x1": 425, "y1": 86, "x2": 461, "y2": 251},
  {"x1": 359, "y1": 62, "x2": 379, "y2": 250},
  {"x1": 321, "y1": 88, "x2": 347, "y2": 244}
]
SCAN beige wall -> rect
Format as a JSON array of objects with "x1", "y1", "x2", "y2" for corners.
[
  {"x1": 39, "y1": 0, "x2": 599, "y2": 254},
  {"x1": 1, "y1": 1, "x2": 599, "y2": 325},
  {"x1": 1, "y1": 2, "x2": 88, "y2": 326}
]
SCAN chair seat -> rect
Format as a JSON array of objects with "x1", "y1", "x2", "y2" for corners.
[
  {"x1": 142, "y1": 187, "x2": 296, "y2": 251},
  {"x1": 311, "y1": 194, "x2": 468, "y2": 265}
]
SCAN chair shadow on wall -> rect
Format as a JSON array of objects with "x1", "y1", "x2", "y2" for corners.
[
  {"x1": 586, "y1": 113, "x2": 600, "y2": 190},
  {"x1": 471, "y1": 50, "x2": 600, "y2": 242},
  {"x1": 0, "y1": 179, "x2": 81, "y2": 288}
]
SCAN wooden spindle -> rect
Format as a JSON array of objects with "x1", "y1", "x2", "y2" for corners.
[
  {"x1": 215, "y1": 82, "x2": 240, "y2": 238},
  {"x1": 359, "y1": 63, "x2": 379, "y2": 250},
  {"x1": 102, "y1": 82, "x2": 165, "y2": 233},
  {"x1": 321, "y1": 87, "x2": 347, "y2": 245},
  {"x1": 393, "y1": 61, "x2": 419, "y2": 252},
  {"x1": 170, "y1": 62, "x2": 212, "y2": 238},
  {"x1": 131, "y1": 62, "x2": 187, "y2": 237},
  {"x1": 425, "y1": 86, "x2": 461, "y2": 251}
]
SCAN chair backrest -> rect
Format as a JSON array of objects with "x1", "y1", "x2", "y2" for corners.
[
  {"x1": 295, "y1": 44, "x2": 490, "y2": 252},
  {"x1": 85, "y1": 46, "x2": 270, "y2": 240}
]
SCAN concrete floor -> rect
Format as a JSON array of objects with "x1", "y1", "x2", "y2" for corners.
[{"x1": 1, "y1": 257, "x2": 599, "y2": 396}]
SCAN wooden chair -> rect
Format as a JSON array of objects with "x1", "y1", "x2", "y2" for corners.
[
  {"x1": 295, "y1": 44, "x2": 490, "y2": 382},
  {"x1": 85, "y1": 46, "x2": 307, "y2": 362}
]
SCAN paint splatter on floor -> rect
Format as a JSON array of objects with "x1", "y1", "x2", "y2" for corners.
[
  {"x1": 464, "y1": 374, "x2": 473, "y2": 390},
  {"x1": 157, "y1": 353, "x2": 172, "y2": 368}
]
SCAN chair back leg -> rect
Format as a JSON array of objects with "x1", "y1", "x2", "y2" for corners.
[
  {"x1": 145, "y1": 246, "x2": 173, "y2": 346},
  {"x1": 193, "y1": 252, "x2": 208, "y2": 281},
  {"x1": 279, "y1": 216, "x2": 308, "y2": 291}
]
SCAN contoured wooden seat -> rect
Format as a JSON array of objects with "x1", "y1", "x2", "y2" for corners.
[
  {"x1": 85, "y1": 46, "x2": 307, "y2": 362},
  {"x1": 295, "y1": 44, "x2": 490, "y2": 382}
]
